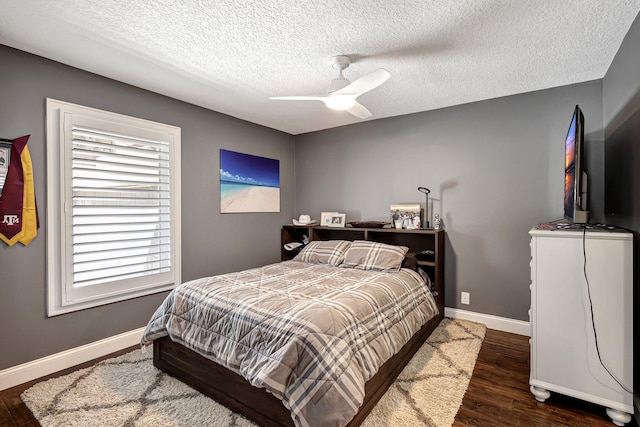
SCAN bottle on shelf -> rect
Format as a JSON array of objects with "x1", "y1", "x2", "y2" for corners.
[{"x1": 433, "y1": 213, "x2": 442, "y2": 230}]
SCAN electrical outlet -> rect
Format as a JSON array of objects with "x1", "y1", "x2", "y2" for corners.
[{"x1": 461, "y1": 292, "x2": 470, "y2": 305}]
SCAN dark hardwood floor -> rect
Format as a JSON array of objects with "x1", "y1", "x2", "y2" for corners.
[
  {"x1": 1, "y1": 329, "x2": 636, "y2": 426},
  {"x1": 454, "y1": 329, "x2": 637, "y2": 427}
]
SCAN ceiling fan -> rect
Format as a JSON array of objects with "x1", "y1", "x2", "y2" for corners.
[{"x1": 270, "y1": 55, "x2": 391, "y2": 119}]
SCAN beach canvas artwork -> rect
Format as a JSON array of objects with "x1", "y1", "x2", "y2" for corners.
[{"x1": 220, "y1": 149, "x2": 280, "y2": 213}]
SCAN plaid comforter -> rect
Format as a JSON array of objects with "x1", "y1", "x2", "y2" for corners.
[{"x1": 141, "y1": 261, "x2": 438, "y2": 427}]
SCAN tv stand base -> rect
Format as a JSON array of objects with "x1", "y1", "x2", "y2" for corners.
[{"x1": 574, "y1": 209, "x2": 589, "y2": 224}]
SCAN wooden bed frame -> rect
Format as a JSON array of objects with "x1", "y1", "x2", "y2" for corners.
[{"x1": 153, "y1": 228, "x2": 445, "y2": 427}]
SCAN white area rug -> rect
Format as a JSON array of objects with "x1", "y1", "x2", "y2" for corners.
[{"x1": 22, "y1": 318, "x2": 486, "y2": 427}]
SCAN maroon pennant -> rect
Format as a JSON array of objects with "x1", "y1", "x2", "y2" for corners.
[{"x1": 0, "y1": 135, "x2": 29, "y2": 240}]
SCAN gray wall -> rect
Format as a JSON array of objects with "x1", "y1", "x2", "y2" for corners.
[
  {"x1": 603, "y1": 11, "x2": 640, "y2": 132},
  {"x1": 294, "y1": 82, "x2": 604, "y2": 321},
  {"x1": 602, "y1": 10, "x2": 640, "y2": 415},
  {"x1": 603, "y1": 11, "x2": 640, "y2": 230},
  {"x1": 0, "y1": 45, "x2": 295, "y2": 370}
]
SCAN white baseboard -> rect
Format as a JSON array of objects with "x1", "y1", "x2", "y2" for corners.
[
  {"x1": 0, "y1": 312, "x2": 527, "y2": 391},
  {"x1": 0, "y1": 327, "x2": 145, "y2": 391},
  {"x1": 445, "y1": 307, "x2": 530, "y2": 336}
]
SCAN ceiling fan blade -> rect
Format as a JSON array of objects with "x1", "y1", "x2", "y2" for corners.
[
  {"x1": 333, "y1": 68, "x2": 391, "y2": 97},
  {"x1": 346, "y1": 101, "x2": 372, "y2": 119},
  {"x1": 270, "y1": 95, "x2": 326, "y2": 101}
]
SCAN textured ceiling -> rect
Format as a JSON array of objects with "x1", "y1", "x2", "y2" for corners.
[{"x1": 1, "y1": 1, "x2": 639, "y2": 135}]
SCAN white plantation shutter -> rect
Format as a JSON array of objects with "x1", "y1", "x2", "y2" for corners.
[
  {"x1": 70, "y1": 126, "x2": 171, "y2": 286},
  {"x1": 47, "y1": 99, "x2": 181, "y2": 316}
]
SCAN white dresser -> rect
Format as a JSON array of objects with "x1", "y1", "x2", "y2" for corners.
[{"x1": 529, "y1": 228, "x2": 633, "y2": 426}]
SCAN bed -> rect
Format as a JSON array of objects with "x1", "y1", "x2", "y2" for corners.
[{"x1": 142, "y1": 234, "x2": 445, "y2": 427}]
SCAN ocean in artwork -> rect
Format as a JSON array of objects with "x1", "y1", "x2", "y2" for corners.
[{"x1": 220, "y1": 181, "x2": 255, "y2": 199}]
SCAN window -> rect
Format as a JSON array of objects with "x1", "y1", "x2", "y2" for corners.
[{"x1": 46, "y1": 99, "x2": 181, "y2": 316}]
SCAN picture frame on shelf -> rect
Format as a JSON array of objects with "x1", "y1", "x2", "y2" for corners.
[
  {"x1": 390, "y1": 203, "x2": 421, "y2": 229},
  {"x1": 320, "y1": 211, "x2": 339, "y2": 226},
  {"x1": 327, "y1": 213, "x2": 346, "y2": 228}
]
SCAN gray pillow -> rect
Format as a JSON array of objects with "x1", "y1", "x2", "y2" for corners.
[
  {"x1": 340, "y1": 240, "x2": 409, "y2": 272},
  {"x1": 293, "y1": 240, "x2": 352, "y2": 266}
]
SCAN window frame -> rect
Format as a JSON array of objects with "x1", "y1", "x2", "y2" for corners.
[{"x1": 46, "y1": 98, "x2": 181, "y2": 316}]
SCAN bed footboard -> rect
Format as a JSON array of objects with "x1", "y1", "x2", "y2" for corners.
[{"x1": 153, "y1": 315, "x2": 440, "y2": 427}]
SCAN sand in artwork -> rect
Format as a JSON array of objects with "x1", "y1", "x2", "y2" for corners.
[{"x1": 221, "y1": 186, "x2": 280, "y2": 213}]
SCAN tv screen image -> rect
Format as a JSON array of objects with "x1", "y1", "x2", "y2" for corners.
[
  {"x1": 563, "y1": 105, "x2": 587, "y2": 223},
  {"x1": 564, "y1": 109, "x2": 578, "y2": 219}
]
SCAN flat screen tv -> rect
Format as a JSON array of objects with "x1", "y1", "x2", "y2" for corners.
[{"x1": 563, "y1": 105, "x2": 588, "y2": 223}]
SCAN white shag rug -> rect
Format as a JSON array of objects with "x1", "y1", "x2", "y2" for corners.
[{"x1": 22, "y1": 318, "x2": 486, "y2": 427}]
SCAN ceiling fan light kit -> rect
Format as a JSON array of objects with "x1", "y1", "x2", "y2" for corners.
[
  {"x1": 270, "y1": 55, "x2": 390, "y2": 119},
  {"x1": 324, "y1": 96, "x2": 356, "y2": 111}
]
